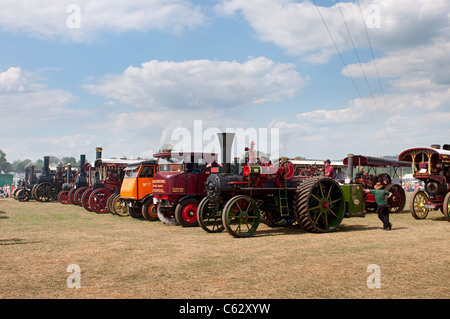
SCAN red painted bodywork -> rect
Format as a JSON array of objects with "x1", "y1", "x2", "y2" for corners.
[{"x1": 152, "y1": 152, "x2": 218, "y2": 202}]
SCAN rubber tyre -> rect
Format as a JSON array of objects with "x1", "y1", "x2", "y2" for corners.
[
  {"x1": 175, "y1": 198, "x2": 199, "y2": 227},
  {"x1": 142, "y1": 198, "x2": 158, "y2": 221}
]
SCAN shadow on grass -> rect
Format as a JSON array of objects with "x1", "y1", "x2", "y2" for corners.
[
  {"x1": 0, "y1": 238, "x2": 41, "y2": 246},
  {"x1": 253, "y1": 222, "x2": 382, "y2": 237}
]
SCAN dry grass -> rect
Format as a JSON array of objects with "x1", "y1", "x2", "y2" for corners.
[{"x1": 0, "y1": 194, "x2": 449, "y2": 299}]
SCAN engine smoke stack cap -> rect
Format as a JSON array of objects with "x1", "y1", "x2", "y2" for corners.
[{"x1": 95, "y1": 147, "x2": 103, "y2": 159}]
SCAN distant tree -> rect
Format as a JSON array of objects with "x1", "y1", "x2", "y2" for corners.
[
  {"x1": 34, "y1": 159, "x2": 44, "y2": 170},
  {"x1": 49, "y1": 156, "x2": 60, "y2": 165},
  {"x1": 11, "y1": 159, "x2": 32, "y2": 173},
  {"x1": 0, "y1": 149, "x2": 12, "y2": 173},
  {"x1": 61, "y1": 157, "x2": 77, "y2": 166}
]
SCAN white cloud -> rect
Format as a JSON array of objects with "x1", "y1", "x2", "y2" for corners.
[
  {"x1": 0, "y1": 67, "x2": 80, "y2": 131},
  {"x1": 269, "y1": 86, "x2": 450, "y2": 159},
  {"x1": 217, "y1": 0, "x2": 450, "y2": 63},
  {"x1": 345, "y1": 39, "x2": 450, "y2": 86},
  {"x1": 0, "y1": 0, "x2": 206, "y2": 41},
  {"x1": 85, "y1": 57, "x2": 306, "y2": 109}
]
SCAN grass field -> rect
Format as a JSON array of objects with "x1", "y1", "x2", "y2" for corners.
[{"x1": 0, "y1": 194, "x2": 449, "y2": 299}]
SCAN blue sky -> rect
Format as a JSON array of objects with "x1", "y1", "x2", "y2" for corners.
[{"x1": 0, "y1": 0, "x2": 449, "y2": 164}]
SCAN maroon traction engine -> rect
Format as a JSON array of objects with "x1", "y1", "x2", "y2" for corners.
[
  {"x1": 152, "y1": 151, "x2": 218, "y2": 227},
  {"x1": 398, "y1": 144, "x2": 450, "y2": 221},
  {"x1": 80, "y1": 147, "x2": 139, "y2": 214}
]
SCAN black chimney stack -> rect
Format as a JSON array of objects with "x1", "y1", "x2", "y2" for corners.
[
  {"x1": 96, "y1": 147, "x2": 103, "y2": 159},
  {"x1": 80, "y1": 154, "x2": 86, "y2": 174},
  {"x1": 217, "y1": 133, "x2": 235, "y2": 174},
  {"x1": 66, "y1": 164, "x2": 71, "y2": 183},
  {"x1": 30, "y1": 165, "x2": 36, "y2": 183},
  {"x1": 43, "y1": 156, "x2": 50, "y2": 176}
]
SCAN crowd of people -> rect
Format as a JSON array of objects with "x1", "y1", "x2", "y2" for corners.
[{"x1": 1, "y1": 184, "x2": 15, "y2": 197}]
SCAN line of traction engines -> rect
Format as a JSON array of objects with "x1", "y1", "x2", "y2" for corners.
[{"x1": 16, "y1": 134, "x2": 450, "y2": 237}]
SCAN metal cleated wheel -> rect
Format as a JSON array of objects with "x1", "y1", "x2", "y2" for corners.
[
  {"x1": 222, "y1": 195, "x2": 260, "y2": 238},
  {"x1": 409, "y1": 190, "x2": 429, "y2": 219},
  {"x1": 197, "y1": 197, "x2": 224, "y2": 233},
  {"x1": 294, "y1": 177, "x2": 345, "y2": 233},
  {"x1": 34, "y1": 182, "x2": 58, "y2": 202},
  {"x1": 175, "y1": 198, "x2": 199, "y2": 227},
  {"x1": 89, "y1": 188, "x2": 112, "y2": 214}
]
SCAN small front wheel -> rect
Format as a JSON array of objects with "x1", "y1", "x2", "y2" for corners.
[
  {"x1": 197, "y1": 197, "x2": 224, "y2": 233},
  {"x1": 142, "y1": 198, "x2": 158, "y2": 221},
  {"x1": 222, "y1": 195, "x2": 260, "y2": 238},
  {"x1": 410, "y1": 190, "x2": 429, "y2": 219},
  {"x1": 175, "y1": 198, "x2": 199, "y2": 227}
]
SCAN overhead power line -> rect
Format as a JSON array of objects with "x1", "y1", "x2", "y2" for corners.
[{"x1": 311, "y1": 0, "x2": 397, "y2": 154}]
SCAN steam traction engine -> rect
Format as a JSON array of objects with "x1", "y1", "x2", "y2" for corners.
[
  {"x1": 343, "y1": 155, "x2": 409, "y2": 214},
  {"x1": 33, "y1": 156, "x2": 74, "y2": 202},
  {"x1": 57, "y1": 154, "x2": 89, "y2": 205},
  {"x1": 198, "y1": 133, "x2": 364, "y2": 237},
  {"x1": 14, "y1": 165, "x2": 38, "y2": 202},
  {"x1": 398, "y1": 144, "x2": 450, "y2": 221},
  {"x1": 152, "y1": 151, "x2": 219, "y2": 227},
  {"x1": 80, "y1": 147, "x2": 139, "y2": 214}
]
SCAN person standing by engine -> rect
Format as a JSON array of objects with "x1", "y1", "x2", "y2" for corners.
[
  {"x1": 364, "y1": 182, "x2": 393, "y2": 230},
  {"x1": 321, "y1": 159, "x2": 335, "y2": 179}
]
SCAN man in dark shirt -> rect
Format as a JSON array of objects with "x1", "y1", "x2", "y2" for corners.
[{"x1": 364, "y1": 182, "x2": 393, "y2": 230}]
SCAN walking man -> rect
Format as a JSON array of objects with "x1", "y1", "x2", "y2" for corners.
[{"x1": 364, "y1": 182, "x2": 393, "y2": 230}]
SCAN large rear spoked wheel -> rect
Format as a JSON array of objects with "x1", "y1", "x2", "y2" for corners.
[
  {"x1": 74, "y1": 187, "x2": 89, "y2": 206},
  {"x1": 81, "y1": 188, "x2": 94, "y2": 212},
  {"x1": 294, "y1": 177, "x2": 345, "y2": 233},
  {"x1": 35, "y1": 182, "x2": 58, "y2": 202},
  {"x1": 222, "y1": 195, "x2": 260, "y2": 238},
  {"x1": 197, "y1": 197, "x2": 224, "y2": 233},
  {"x1": 89, "y1": 188, "x2": 112, "y2": 214},
  {"x1": 443, "y1": 192, "x2": 450, "y2": 222},
  {"x1": 385, "y1": 183, "x2": 406, "y2": 214}
]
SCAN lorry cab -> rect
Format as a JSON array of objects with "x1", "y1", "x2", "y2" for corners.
[
  {"x1": 120, "y1": 160, "x2": 158, "y2": 219},
  {"x1": 152, "y1": 151, "x2": 218, "y2": 227}
]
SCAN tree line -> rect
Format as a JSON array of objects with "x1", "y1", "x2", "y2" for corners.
[{"x1": 0, "y1": 149, "x2": 81, "y2": 173}]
